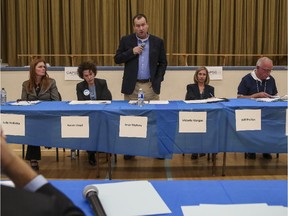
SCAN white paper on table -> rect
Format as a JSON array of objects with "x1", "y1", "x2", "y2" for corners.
[
  {"x1": 254, "y1": 97, "x2": 280, "y2": 102},
  {"x1": 183, "y1": 98, "x2": 225, "y2": 104},
  {"x1": 148, "y1": 100, "x2": 169, "y2": 104},
  {"x1": 128, "y1": 100, "x2": 149, "y2": 105},
  {"x1": 9, "y1": 100, "x2": 40, "y2": 106},
  {"x1": 182, "y1": 204, "x2": 287, "y2": 216},
  {"x1": 93, "y1": 181, "x2": 171, "y2": 216},
  {"x1": 69, "y1": 100, "x2": 111, "y2": 105},
  {"x1": 205, "y1": 97, "x2": 226, "y2": 103},
  {"x1": 183, "y1": 100, "x2": 208, "y2": 104}
]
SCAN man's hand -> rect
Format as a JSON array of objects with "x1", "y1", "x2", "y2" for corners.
[
  {"x1": 133, "y1": 45, "x2": 144, "y2": 55},
  {"x1": 1, "y1": 130, "x2": 37, "y2": 188},
  {"x1": 252, "y1": 92, "x2": 272, "y2": 98}
]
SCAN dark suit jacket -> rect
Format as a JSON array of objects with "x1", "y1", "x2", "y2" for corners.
[
  {"x1": 21, "y1": 78, "x2": 60, "y2": 101},
  {"x1": 114, "y1": 33, "x2": 167, "y2": 95},
  {"x1": 1, "y1": 184, "x2": 85, "y2": 216},
  {"x1": 76, "y1": 78, "x2": 112, "y2": 100},
  {"x1": 185, "y1": 84, "x2": 215, "y2": 100}
]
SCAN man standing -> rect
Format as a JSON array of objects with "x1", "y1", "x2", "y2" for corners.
[
  {"x1": 114, "y1": 14, "x2": 167, "y2": 160},
  {"x1": 237, "y1": 56, "x2": 278, "y2": 160},
  {"x1": 114, "y1": 13, "x2": 167, "y2": 101}
]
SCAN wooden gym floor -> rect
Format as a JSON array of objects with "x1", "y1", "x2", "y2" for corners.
[{"x1": 1, "y1": 144, "x2": 287, "y2": 181}]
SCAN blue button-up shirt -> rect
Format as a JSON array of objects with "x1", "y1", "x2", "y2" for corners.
[{"x1": 137, "y1": 35, "x2": 150, "y2": 80}]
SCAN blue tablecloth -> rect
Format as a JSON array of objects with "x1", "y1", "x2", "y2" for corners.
[
  {"x1": 1, "y1": 99, "x2": 287, "y2": 156},
  {"x1": 222, "y1": 99, "x2": 288, "y2": 153},
  {"x1": 50, "y1": 180, "x2": 288, "y2": 216}
]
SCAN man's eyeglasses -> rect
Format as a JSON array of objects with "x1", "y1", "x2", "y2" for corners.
[{"x1": 259, "y1": 67, "x2": 272, "y2": 72}]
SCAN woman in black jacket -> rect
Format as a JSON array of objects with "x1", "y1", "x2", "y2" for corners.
[{"x1": 185, "y1": 66, "x2": 215, "y2": 160}]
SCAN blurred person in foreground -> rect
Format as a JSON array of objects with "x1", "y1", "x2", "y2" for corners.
[{"x1": 0, "y1": 129, "x2": 85, "y2": 216}]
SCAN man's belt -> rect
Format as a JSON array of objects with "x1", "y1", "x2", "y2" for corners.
[{"x1": 137, "y1": 79, "x2": 150, "y2": 83}]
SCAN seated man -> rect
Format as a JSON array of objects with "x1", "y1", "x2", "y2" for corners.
[{"x1": 237, "y1": 57, "x2": 278, "y2": 160}]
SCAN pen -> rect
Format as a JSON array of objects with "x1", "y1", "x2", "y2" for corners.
[{"x1": 209, "y1": 93, "x2": 215, "y2": 98}]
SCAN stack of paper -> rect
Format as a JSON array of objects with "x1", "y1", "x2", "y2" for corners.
[
  {"x1": 91, "y1": 181, "x2": 171, "y2": 216},
  {"x1": 184, "y1": 98, "x2": 226, "y2": 104},
  {"x1": 9, "y1": 100, "x2": 40, "y2": 106},
  {"x1": 69, "y1": 100, "x2": 111, "y2": 105},
  {"x1": 181, "y1": 203, "x2": 287, "y2": 216}
]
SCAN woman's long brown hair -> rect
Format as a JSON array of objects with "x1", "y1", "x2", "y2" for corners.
[{"x1": 27, "y1": 58, "x2": 50, "y2": 93}]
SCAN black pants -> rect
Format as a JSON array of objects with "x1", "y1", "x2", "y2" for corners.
[{"x1": 25, "y1": 145, "x2": 41, "y2": 160}]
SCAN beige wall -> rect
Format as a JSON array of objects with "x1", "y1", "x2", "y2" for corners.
[{"x1": 1, "y1": 68, "x2": 287, "y2": 101}]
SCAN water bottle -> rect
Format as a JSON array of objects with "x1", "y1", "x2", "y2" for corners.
[
  {"x1": 137, "y1": 88, "x2": 144, "y2": 107},
  {"x1": 1, "y1": 88, "x2": 7, "y2": 105}
]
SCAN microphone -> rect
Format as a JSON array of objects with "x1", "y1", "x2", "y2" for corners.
[
  {"x1": 83, "y1": 185, "x2": 107, "y2": 216},
  {"x1": 141, "y1": 42, "x2": 146, "y2": 48}
]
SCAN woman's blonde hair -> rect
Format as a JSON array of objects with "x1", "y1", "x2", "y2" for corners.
[{"x1": 193, "y1": 66, "x2": 210, "y2": 85}]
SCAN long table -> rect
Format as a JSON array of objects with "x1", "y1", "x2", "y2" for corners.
[
  {"x1": 50, "y1": 180, "x2": 287, "y2": 216},
  {"x1": 1, "y1": 100, "x2": 227, "y2": 157},
  {"x1": 223, "y1": 99, "x2": 287, "y2": 153},
  {"x1": 1, "y1": 99, "x2": 287, "y2": 177}
]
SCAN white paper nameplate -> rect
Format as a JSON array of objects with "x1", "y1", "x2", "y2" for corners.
[
  {"x1": 286, "y1": 109, "x2": 288, "y2": 136},
  {"x1": 235, "y1": 109, "x2": 261, "y2": 131},
  {"x1": 206, "y1": 66, "x2": 223, "y2": 80},
  {"x1": 179, "y1": 111, "x2": 207, "y2": 133},
  {"x1": 119, "y1": 116, "x2": 148, "y2": 138},
  {"x1": 61, "y1": 116, "x2": 89, "y2": 138},
  {"x1": 64, "y1": 67, "x2": 82, "y2": 80},
  {"x1": 1, "y1": 114, "x2": 25, "y2": 136}
]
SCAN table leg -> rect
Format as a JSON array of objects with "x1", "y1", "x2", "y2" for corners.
[
  {"x1": 108, "y1": 154, "x2": 112, "y2": 180},
  {"x1": 96, "y1": 152, "x2": 100, "y2": 178},
  {"x1": 222, "y1": 152, "x2": 226, "y2": 176},
  {"x1": 212, "y1": 153, "x2": 216, "y2": 176}
]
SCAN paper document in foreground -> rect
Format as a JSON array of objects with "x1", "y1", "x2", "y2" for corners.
[
  {"x1": 9, "y1": 100, "x2": 40, "y2": 106},
  {"x1": 69, "y1": 100, "x2": 111, "y2": 105},
  {"x1": 182, "y1": 203, "x2": 287, "y2": 216},
  {"x1": 93, "y1": 180, "x2": 171, "y2": 216},
  {"x1": 0, "y1": 181, "x2": 15, "y2": 187}
]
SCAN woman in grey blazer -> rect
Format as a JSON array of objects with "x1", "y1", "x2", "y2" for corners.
[{"x1": 21, "y1": 58, "x2": 60, "y2": 170}]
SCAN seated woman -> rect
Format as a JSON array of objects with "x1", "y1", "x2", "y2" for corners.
[
  {"x1": 76, "y1": 61, "x2": 112, "y2": 166},
  {"x1": 21, "y1": 58, "x2": 60, "y2": 169},
  {"x1": 185, "y1": 66, "x2": 215, "y2": 160}
]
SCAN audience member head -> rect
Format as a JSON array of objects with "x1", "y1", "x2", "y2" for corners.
[
  {"x1": 255, "y1": 57, "x2": 273, "y2": 80},
  {"x1": 133, "y1": 14, "x2": 149, "y2": 39},
  {"x1": 77, "y1": 61, "x2": 97, "y2": 85},
  {"x1": 194, "y1": 66, "x2": 210, "y2": 85}
]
